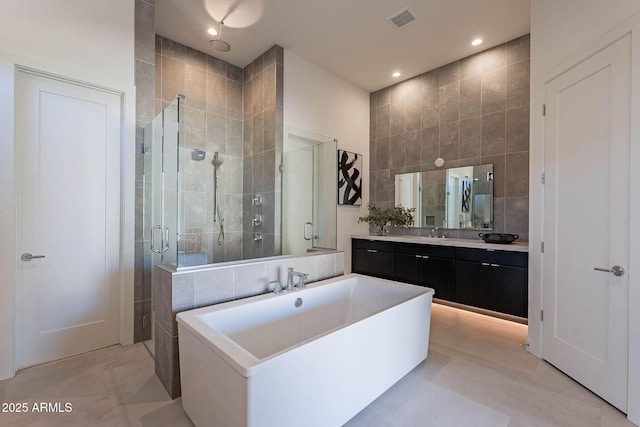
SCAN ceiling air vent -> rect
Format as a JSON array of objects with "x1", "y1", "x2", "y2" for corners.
[{"x1": 389, "y1": 8, "x2": 416, "y2": 28}]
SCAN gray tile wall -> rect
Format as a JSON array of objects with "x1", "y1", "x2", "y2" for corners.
[
  {"x1": 154, "y1": 250, "x2": 345, "y2": 398},
  {"x1": 134, "y1": 0, "x2": 156, "y2": 343},
  {"x1": 370, "y1": 35, "x2": 530, "y2": 241},
  {"x1": 155, "y1": 35, "x2": 245, "y2": 264},
  {"x1": 242, "y1": 46, "x2": 284, "y2": 259}
]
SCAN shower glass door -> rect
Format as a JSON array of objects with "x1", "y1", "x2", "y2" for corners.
[{"x1": 142, "y1": 96, "x2": 181, "y2": 355}]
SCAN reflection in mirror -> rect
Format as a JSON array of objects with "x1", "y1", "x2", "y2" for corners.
[
  {"x1": 282, "y1": 128, "x2": 337, "y2": 255},
  {"x1": 395, "y1": 164, "x2": 493, "y2": 230}
]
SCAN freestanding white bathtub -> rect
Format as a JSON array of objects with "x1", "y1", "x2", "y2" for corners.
[{"x1": 176, "y1": 273, "x2": 434, "y2": 427}]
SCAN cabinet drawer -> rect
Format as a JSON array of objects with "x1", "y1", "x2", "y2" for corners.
[
  {"x1": 396, "y1": 243, "x2": 456, "y2": 259},
  {"x1": 352, "y1": 239, "x2": 395, "y2": 253},
  {"x1": 395, "y1": 243, "x2": 455, "y2": 259},
  {"x1": 455, "y1": 247, "x2": 527, "y2": 267}
]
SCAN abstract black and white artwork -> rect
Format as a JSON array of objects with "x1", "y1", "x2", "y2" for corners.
[{"x1": 338, "y1": 150, "x2": 362, "y2": 205}]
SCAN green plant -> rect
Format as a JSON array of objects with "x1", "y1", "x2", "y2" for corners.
[
  {"x1": 390, "y1": 205, "x2": 416, "y2": 228},
  {"x1": 358, "y1": 205, "x2": 416, "y2": 233}
]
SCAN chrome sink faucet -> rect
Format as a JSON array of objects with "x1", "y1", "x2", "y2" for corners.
[{"x1": 287, "y1": 267, "x2": 308, "y2": 291}]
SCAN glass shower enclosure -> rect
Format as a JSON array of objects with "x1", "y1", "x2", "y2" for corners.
[{"x1": 141, "y1": 97, "x2": 338, "y2": 355}]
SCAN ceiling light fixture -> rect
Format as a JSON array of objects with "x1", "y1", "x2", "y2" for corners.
[
  {"x1": 471, "y1": 38, "x2": 483, "y2": 46},
  {"x1": 207, "y1": 28, "x2": 218, "y2": 36},
  {"x1": 392, "y1": 71, "x2": 401, "y2": 78}
]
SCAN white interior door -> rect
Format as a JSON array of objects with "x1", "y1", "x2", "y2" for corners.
[
  {"x1": 543, "y1": 35, "x2": 630, "y2": 412},
  {"x1": 15, "y1": 69, "x2": 121, "y2": 369}
]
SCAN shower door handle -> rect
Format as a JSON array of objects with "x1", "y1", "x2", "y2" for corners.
[
  {"x1": 304, "y1": 222, "x2": 313, "y2": 241},
  {"x1": 151, "y1": 225, "x2": 170, "y2": 253}
]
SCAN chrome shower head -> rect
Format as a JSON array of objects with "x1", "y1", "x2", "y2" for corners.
[
  {"x1": 209, "y1": 39, "x2": 231, "y2": 52},
  {"x1": 209, "y1": 21, "x2": 231, "y2": 52}
]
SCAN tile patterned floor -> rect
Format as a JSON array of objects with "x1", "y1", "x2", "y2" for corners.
[{"x1": 0, "y1": 304, "x2": 634, "y2": 426}]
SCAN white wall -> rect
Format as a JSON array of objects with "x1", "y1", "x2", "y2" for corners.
[
  {"x1": 283, "y1": 50, "x2": 370, "y2": 273},
  {"x1": 529, "y1": 1, "x2": 640, "y2": 423},
  {"x1": 0, "y1": 0, "x2": 135, "y2": 380}
]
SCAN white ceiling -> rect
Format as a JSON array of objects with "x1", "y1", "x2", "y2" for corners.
[{"x1": 155, "y1": 0, "x2": 531, "y2": 92}]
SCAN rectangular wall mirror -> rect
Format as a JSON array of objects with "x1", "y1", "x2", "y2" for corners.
[{"x1": 394, "y1": 164, "x2": 494, "y2": 230}]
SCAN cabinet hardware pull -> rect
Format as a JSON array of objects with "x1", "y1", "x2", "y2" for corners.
[
  {"x1": 415, "y1": 255, "x2": 422, "y2": 259},
  {"x1": 482, "y1": 262, "x2": 491, "y2": 266},
  {"x1": 366, "y1": 249, "x2": 378, "y2": 253},
  {"x1": 491, "y1": 263, "x2": 500, "y2": 268}
]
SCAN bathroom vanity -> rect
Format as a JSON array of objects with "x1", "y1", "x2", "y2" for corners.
[{"x1": 352, "y1": 235, "x2": 528, "y2": 320}]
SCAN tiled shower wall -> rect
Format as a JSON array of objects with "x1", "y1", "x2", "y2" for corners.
[
  {"x1": 370, "y1": 34, "x2": 530, "y2": 240},
  {"x1": 132, "y1": 0, "x2": 283, "y2": 342},
  {"x1": 155, "y1": 35, "x2": 245, "y2": 264},
  {"x1": 242, "y1": 46, "x2": 284, "y2": 259},
  {"x1": 134, "y1": 0, "x2": 155, "y2": 342}
]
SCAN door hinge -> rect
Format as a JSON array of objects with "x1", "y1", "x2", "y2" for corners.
[
  {"x1": 541, "y1": 242, "x2": 545, "y2": 253},
  {"x1": 541, "y1": 310, "x2": 544, "y2": 322},
  {"x1": 541, "y1": 172, "x2": 545, "y2": 184},
  {"x1": 542, "y1": 104, "x2": 546, "y2": 116}
]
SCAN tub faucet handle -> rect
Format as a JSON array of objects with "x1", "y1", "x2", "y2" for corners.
[
  {"x1": 287, "y1": 267, "x2": 308, "y2": 291},
  {"x1": 267, "y1": 279, "x2": 281, "y2": 294}
]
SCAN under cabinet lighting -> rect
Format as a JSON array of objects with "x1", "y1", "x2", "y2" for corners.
[
  {"x1": 207, "y1": 28, "x2": 218, "y2": 36},
  {"x1": 471, "y1": 38, "x2": 483, "y2": 46},
  {"x1": 392, "y1": 71, "x2": 401, "y2": 78}
]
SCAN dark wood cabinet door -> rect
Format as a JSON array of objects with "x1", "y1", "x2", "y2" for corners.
[
  {"x1": 395, "y1": 253, "x2": 456, "y2": 301},
  {"x1": 352, "y1": 248, "x2": 395, "y2": 279},
  {"x1": 488, "y1": 265, "x2": 528, "y2": 317},
  {"x1": 456, "y1": 261, "x2": 528, "y2": 317}
]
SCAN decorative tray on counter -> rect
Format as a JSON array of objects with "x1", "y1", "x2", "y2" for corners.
[{"x1": 478, "y1": 233, "x2": 519, "y2": 244}]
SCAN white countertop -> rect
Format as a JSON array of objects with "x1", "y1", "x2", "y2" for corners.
[{"x1": 351, "y1": 234, "x2": 529, "y2": 253}]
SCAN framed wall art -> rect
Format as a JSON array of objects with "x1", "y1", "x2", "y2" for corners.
[{"x1": 337, "y1": 149, "x2": 362, "y2": 206}]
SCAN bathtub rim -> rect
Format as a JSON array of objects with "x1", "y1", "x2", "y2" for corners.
[{"x1": 176, "y1": 273, "x2": 434, "y2": 378}]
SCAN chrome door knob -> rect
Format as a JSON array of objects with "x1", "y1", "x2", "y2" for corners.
[
  {"x1": 21, "y1": 252, "x2": 45, "y2": 261},
  {"x1": 593, "y1": 265, "x2": 625, "y2": 277}
]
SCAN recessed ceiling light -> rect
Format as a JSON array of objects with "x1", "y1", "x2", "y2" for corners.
[
  {"x1": 392, "y1": 71, "x2": 401, "y2": 78},
  {"x1": 207, "y1": 28, "x2": 218, "y2": 36},
  {"x1": 471, "y1": 38, "x2": 483, "y2": 46}
]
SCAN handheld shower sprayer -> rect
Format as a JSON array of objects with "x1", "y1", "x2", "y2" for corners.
[
  {"x1": 213, "y1": 152, "x2": 225, "y2": 245},
  {"x1": 213, "y1": 152, "x2": 224, "y2": 168}
]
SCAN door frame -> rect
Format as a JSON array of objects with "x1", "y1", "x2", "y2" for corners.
[
  {"x1": 529, "y1": 15, "x2": 640, "y2": 423},
  {"x1": 0, "y1": 52, "x2": 136, "y2": 380}
]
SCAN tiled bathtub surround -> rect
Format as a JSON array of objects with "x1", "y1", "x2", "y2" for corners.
[
  {"x1": 370, "y1": 35, "x2": 530, "y2": 241},
  {"x1": 153, "y1": 250, "x2": 345, "y2": 398}
]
